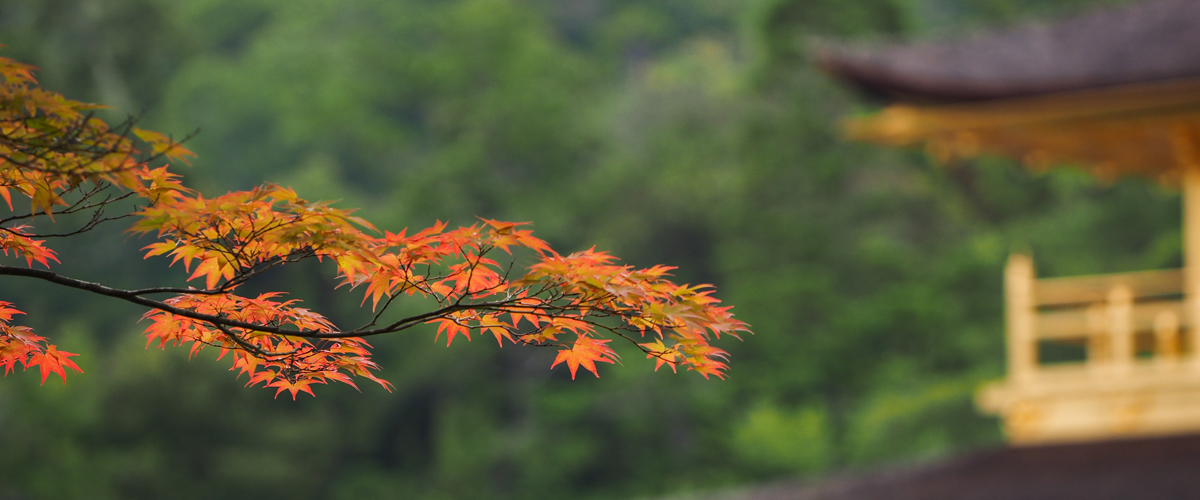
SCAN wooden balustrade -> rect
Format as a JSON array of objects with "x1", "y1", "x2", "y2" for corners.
[
  {"x1": 980, "y1": 255, "x2": 1200, "y2": 444},
  {"x1": 1004, "y1": 254, "x2": 1189, "y2": 381}
]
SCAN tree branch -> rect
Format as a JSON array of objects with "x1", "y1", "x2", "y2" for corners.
[{"x1": 0, "y1": 264, "x2": 530, "y2": 339}]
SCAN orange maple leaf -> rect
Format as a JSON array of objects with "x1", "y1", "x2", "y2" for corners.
[
  {"x1": 266, "y1": 376, "x2": 321, "y2": 400},
  {"x1": 639, "y1": 339, "x2": 679, "y2": 373},
  {"x1": 25, "y1": 344, "x2": 82, "y2": 385},
  {"x1": 551, "y1": 336, "x2": 617, "y2": 379},
  {"x1": 432, "y1": 315, "x2": 472, "y2": 346}
]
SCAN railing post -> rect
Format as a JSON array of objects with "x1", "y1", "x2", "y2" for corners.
[
  {"x1": 1006, "y1": 254, "x2": 1037, "y2": 382},
  {"x1": 1186, "y1": 163, "x2": 1200, "y2": 367},
  {"x1": 1155, "y1": 311, "x2": 1181, "y2": 363},
  {"x1": 1086, "y1": 303, "x2": 1109, "y2": 369},
  {"x1": 1171, "y1": 123, "x2": 1200, "y2": 367},
  {"x1": 1108, "y1": 285, "x2": 1134, "y2": 373}
]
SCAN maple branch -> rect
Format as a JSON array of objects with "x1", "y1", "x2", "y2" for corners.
[
  {"x1": 0, "y1": 264, "x2": 529, "y2": 339},
  {"x1": 34, "y1": 209, "x2": 138, "y2": 238},
  {"x1": 0, "y1": 58, "x2": 755, "y2": 391},
  {"x1": 209, "y1": 322, "x2": 275, "y2": 359},
  {"x1": 0, "y1": 182, "x2": 117, "y2": 225},
  {"x1": 352, "y1": 292, "x2": 403, "y2": 332},
  {"x1": 0, "y1": 111, "x2": 195, "y2": 178},
  {"x1": 223, "y1": 248, "x2": 318, "y2": 290},
  {"x1": 29, "y1": 191, "x2": 142, "y2": 238}
]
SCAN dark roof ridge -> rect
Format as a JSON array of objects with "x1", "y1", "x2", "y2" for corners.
[
  {"x1": 815, "y1": 0, "x2": 1200, "y2": 102},
  {"x1": 686, "y1": 432, "x2": 1200, "y2": 500}
]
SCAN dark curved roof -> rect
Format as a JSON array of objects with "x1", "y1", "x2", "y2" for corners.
[
  {"x1": 693, "y1": 433, "x2": 1200, "y2": 500},
  {"x1": 815, "y1": 0, "x2": 1200, "y2": 102}
]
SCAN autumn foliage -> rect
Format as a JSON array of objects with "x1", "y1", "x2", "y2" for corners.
[{"x1": 0, "y1": 55, "x2": 748, "y2": 398}]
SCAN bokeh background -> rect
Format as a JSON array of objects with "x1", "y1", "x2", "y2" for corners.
[{"x1": 0, "y1": 0, "x2": 1174, "y2": 498}]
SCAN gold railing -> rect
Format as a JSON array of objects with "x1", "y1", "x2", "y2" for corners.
[
  {"x1": 1004, "y1": 254, "x2": 1188, "y2": 380},
  {"x1": 978, "y1": 254, "x2": 1200, "y2": 444}
]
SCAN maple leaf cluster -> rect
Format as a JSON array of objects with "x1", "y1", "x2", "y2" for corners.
[
  {"x1": 0, "y1": 55, "x2": 749, "y2": 398},
  {"x1": 0, "y1": 301, "x2": 79, "y2": 384}
]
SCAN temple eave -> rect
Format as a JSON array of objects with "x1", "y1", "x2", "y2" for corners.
[{"x1": 845, "y1": 77, "x2": 1200, "y2": 181}]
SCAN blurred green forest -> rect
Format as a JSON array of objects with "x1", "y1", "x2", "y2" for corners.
[{"x1": 0, "y1": 0, "x2": 1173, "y2": 498}]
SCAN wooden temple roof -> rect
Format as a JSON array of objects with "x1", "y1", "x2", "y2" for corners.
[
  {"x1": 814, "y1": 0, "x2": 1200, "y2": 102},
  {"x1": 813, "y1": 0, "x2": 1200, "y2": 180}
]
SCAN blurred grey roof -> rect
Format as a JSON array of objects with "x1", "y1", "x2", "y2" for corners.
[
  {"x1": 688, "y1": 433, "x2": 1200, "y2": 500},
  {"x1": 814, "y1": 0, "x2": 1200, "y2": 102}
]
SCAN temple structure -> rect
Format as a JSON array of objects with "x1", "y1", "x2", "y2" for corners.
[
  {"x1": 818, "y1": 0, "x2": 1200, "y2": 445},
  {"x1": 677, "y1": 2, "x2": 1200, "y2": 499}
]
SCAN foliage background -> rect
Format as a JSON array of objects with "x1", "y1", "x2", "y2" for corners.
[{"x1": 0, "y1": 0, "x2": 1172, "y2": 498}]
